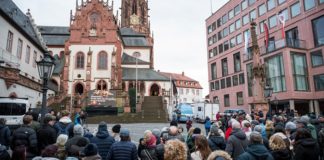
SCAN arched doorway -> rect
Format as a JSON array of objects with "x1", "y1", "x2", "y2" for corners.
[
  {"x1": 75, "y1": 83, "x2": 84, "y2": 95},
  {"x1": 150, "y1": 83, "x2": 160, "y2": 96}
]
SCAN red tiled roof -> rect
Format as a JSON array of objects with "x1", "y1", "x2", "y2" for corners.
[{"x1": 159, "y1": 72, "x2": 203, "y2": 89}]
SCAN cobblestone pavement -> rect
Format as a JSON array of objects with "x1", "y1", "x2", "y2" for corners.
[{"x1": 85, "y1": 122, "x2": 205, "y2": 145}]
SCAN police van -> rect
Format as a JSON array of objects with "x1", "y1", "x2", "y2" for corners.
[{"x1": 0, "y1": 97, "x2": 29, "y2": 129}]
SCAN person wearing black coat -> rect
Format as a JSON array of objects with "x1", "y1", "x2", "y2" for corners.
[
  {"x1": 225, "y1": 122, "x2": 249, "y2": 160},
  {"x1": 37, "y1": 115, "x2": 57, "y2": 152},
  {"x1": 0, "y1": 145, "x2": 10, "y2": 160},
  {"x1": 90, "y1": 121, "x2": 115, "y2": 160},
  {"x1": 293, "y1": 128, "x2": 320, "y2": 160},
  {"x1": 11, "y1": 115, "x2": 38, "y2": 160},
  {"x1": 208, "y1": 125, "x2": 226, "y2": 151},
  {"x1": 0, "y1": 118, "x2": 10, "y2": 149}
]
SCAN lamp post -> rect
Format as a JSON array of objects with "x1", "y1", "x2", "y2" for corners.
[
  {"x1": 36, "y1": 54, "x2": 54, "y2": 124},
  {"x1": 132, "y1": 52, "x2": 141, "y2": 113},
  {"x1": 264, "y1": 84, "x2": 273, "y2": 116}
]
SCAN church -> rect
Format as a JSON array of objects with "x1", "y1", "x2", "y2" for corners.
[{"x1": 40, "y1": 0, "x2": 174, "y2": 113}]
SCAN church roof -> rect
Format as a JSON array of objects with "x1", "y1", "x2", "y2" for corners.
[
  {"x1": 122, "y1": 53, "x2": 150, "y2": 64},
  {"x1": 0, "y1": 0, "x2": 46, "y2": 52},
  {"x1": 120, "y1": 28, "x2": 150, "y2": 47},
  {"x1": 122, "y1": 68, "x2": 169, "y2": 81},
  {"x1": 120, "y1": 28, "x2": 145, "y2": 37},
  {"x1": 38, "y1": 26, "x2": 70, "y2": 46}
]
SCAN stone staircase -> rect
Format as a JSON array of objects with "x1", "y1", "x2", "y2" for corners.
[{"x1": 139, "y1": 96, "x2": 168, "y2": 122}]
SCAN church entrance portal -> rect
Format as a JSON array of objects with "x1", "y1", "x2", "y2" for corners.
[{"x1": 150, "y1": 83, "x2": 160, "y2": 96}]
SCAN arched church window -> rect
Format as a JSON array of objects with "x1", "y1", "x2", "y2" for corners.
[
  {"x1": 98, "y1": 51, "x2": 108, "y2": 69},
  {"x1": 76, "y1": 52, "x2": 85, "y2": 69},
  {"x1": 97, "y1": 80, "x2": 107, "y2": 90},
  {"x1": 132, "y1": 0, "x2": 138, "y2": 14},
  {"x1": 75, "y1": 83, "x2": 84, "y2": 95}
]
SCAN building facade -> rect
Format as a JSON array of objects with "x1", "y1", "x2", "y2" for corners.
[
  {"x1": 206, "y1": 0, "x2": 324, "y2": 115},
  {"x1": 0, "y1": 0, "x2": 56, "y2": 108}
]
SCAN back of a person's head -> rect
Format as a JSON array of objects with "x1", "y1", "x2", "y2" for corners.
[
  {"x1": 164, "y1": 139, "x2": 187, "y2": 160},
  {"x1": 73, "y1": 124, "x2": 84, "y2": 136},
  {"x1": 170, "y1": 120, "x2": 178, "y2": 127},
  {"x1": 41, "y1": 144, "x2": 58, "y2": 157},
  {"x1": 61, "y1": 110, "x2": 70, "y2": 117},
  {"x1": 56, "y1": 134, "x2": 69, "y2": 146},
  {"x1": 12, "y1": 145, "x2": 26, "y2": 160},
  {"x1": 23, "y1": 115, "x2": 33, "y2": 125},
  {"x1": 285, "y1": 121, "x2": 297, "y2": 131},
  {"x1": 98, "y1": 121, "x2": 107, "y2": 131},
  {"x1": 83, "y1": 143, "x2": 98, "y2": 157},
  {"x1": 195, "y1": 135, "x2": 212, "y2": 160},
  {"x1": 249, "y1": 132, "x2": 263, "y2": 145},
  {"x1": 193, "y1": 127, "x2": 201, "y2": 135},
  {"x1": 269, "y1": 134, "x2": 287, "y2": 150},
  {"x1": 232, "y1": 121, "x2": 241, "y2": 129},
  {"x1": 300, "y1": 115, "x2": 310, "y2": 123},
  {"x1": 295, "y1": 128, "x2": 312, "y2": 141},
  {"x1": 274, "y1": 124, "x2": 285, "y2": 134},
  {"x1": 168, "y1": 126, "x2": 178, "y2": 136},
  {"x1": 0, "y1": 118, "x2": 6, "y2": 125},
  {"x1": 207, "y1": 150, "x2": 232, "y2": 160},
  {"x1": 112, "y1": 124, "x2": 121, "y2": 133}
]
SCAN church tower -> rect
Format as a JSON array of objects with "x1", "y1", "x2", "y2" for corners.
[{"x1": 121, "y1": 0, "x2": 150, "y2": 35}]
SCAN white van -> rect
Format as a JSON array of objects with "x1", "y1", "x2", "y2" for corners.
[{"x1": 0, "y1": 97, "x2": 29, "y2": 128}]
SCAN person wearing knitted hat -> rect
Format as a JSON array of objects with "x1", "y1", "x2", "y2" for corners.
[
  {"x1": 107, "y1": 128, "x2": 137, "y2": 160},
  {"x1": 111, "y1": 124, "x2": 121, "y2": 142},
  {"x1": 65, "y1": 124, "x2": 90, "y2": 156},
  {"x1": 82, "y1": 143, "x2": 101, "y2": 160},
  {"x1": 56, "y1": 134, "x2": 69, "y2": 160},
  {"x1": 90, "y1": 121, "x2": 115, "y2": 160},
  {"x1": 208, "y1": 124, "x2": 226, "y2": 151},
  {"x1": 140, "y1": 130, "x2": 158, "y2": 160}
]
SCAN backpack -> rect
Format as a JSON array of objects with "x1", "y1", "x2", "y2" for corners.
[{"x1": 57, "y1": 122, "x2": 73, "y2": 136}]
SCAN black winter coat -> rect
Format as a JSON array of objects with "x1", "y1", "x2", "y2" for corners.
[
  {"x1": 270, "y1": 149, "x2": 291, "y2": 160},
  {"x1": 237, "y1": 144, "x2": 274, "y2": 160},
  {"x1": 208, "y1": 135, "x2": 226, "y2": 151},
  {"x1": 37, "y1": 124, "x2": 57, "y2": 151},
  {"x1": 11, "y1": 125, "x2": 38, "y2": 159},
  {"x1": 225, "y1": 128, "x2": 249, "y2": 160},
  {"x1": 90, "y1": 128, "x2": 115, "y2": 160},
  {"x1": 293, "y1": 138, "x2": 320, "y2": 160},
  {"x1": 0, "y1": 124, "x2": 10, "y2": 149},
  {"x1": 140, "y1": 147, "x2": 158, "y2": 160}
]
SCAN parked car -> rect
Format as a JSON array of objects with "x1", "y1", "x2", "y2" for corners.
[{"x1": 223, "y1": 109, "x2": 245, "y2": 116}]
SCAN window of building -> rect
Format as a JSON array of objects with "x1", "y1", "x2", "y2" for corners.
[
  {"x1": 291, "y1": 53, "x2": 309, "y2": 91},
  {"x1": 180, "y1": 88, "x2": 183, "y2": 94},
  {"x1": 269, "y1": 14, "x2": 277, "y2": 28},
  {"x1": 224, "y1": 41, "x2": 229, "y2": 51},
  {"x1": 219, "y1": 44, "x2": 223, "y2": 54},
  {"x1": 222, "y1": 14, "x2": 228, "y2": 24},
  {"x1": 207, "y1": 25, "x2": 212, "y2": 34},
  {"x1": 234, "y1": 5, "x2": 241, "y2": 15},
  {"x1": 217, "y1": 32, "x2": 222, "y2": 41},
  {"x1": 243, "y1": 14, "x2": 249, "y2": 25},
  {"x1": 32, "y1": 51, "x2": 37, "y2": 68},
  {"x1": 249, "y1": 0, "x2": 256, "y2": 5},
  {"x1": 314, "y1": 74, "x2": 324, "y2": 91},
  {"x1": 196, "y1": 90, "x2": 199, "y2": 95},
  {"x1": 279, "y1": 9, "x2": 289, "y2": 21},
  {"x1": 286, "y1": 27, "x2": 300, "y2": 47},
  {"x1": 221, "y1": 79, "x2": 226, "y2": 89},
  {"x1": 259, "y1": 20, "x2": 266, "y2": 33},
  {"x1": 212, "y1": 22, "x2": 216, "y2": 31},
  {"x1": 312, "y1": 16, "x2": 324, "y2": 47},
  {"x1": 210, "y1": 82, "x2": 215, "y2": 91},
  {"x1": 250, "y1": 9, "x2": 256, "y2": 21},
  {"x1": 16, "y1": 39, "x2": 23, "y2": 59},
  {"x1": 98, "y1": 51, "x2": 108, "y2": 69},
  {"x1": 235, "y1": 19, "x2": 241, "y2": 29},
  {"x1": 213, "y1": 47, "x2": 218, "y2": 56},
  {"x1": 6, "y1": 31, "x2": 13, "y2": 53},
  {"x1": 76, "y1": 52, "x2": 85, "y2": 69},
  {"x1": 278, "y1": 0, "x2": 286, "y2": 5},
  {"x1": 217, "y1": 18, "x2": 222, "y2": 27},
  {"x1": 208, "y1": 37, "x2": 213, "y2": 46},
  {"x1": 237, "y1": 34, "x2": 242, "y2": 44},
  {"x1": 97, "y1": 80, "x2": 107, "y2": 90},
  {"x1": 222, "y1": 58, "x2": 228, "y2": 76},
  {"x1": 191, "y1": 89, "x2": 195, "y2": 95},
  {"x1": 304, "y1": 0, "x2": 315, "y2": 11},
  {"x1": 239, "y1": 73, "x2": 245, "y2": 84},
  {"x1": 237, "y1": 92, "x2": 244, "y2": 105},
  {"x1": 267, "y1": 37, "x2": 276, "y2": 52},
  {"x1": 223, "y1": 27, "x2": 229, "y2": 37},
  {"x1": 265, "y1": 54, "x2": 286, "y2": 92},
  {"x1": 25, "y1": 45, "x2": 30, "y2": 64},
  {"x1": 311, "y1": 50, "x2": 324, "y2": 67},
  {"x1": 267, "y1": 0, "x2": 275, "y2": 10},
  {"x1": 226, "y1": 77, "x2": 232, "y2": 87},
  {"x1": 242, "y1": 0, "x2": 248, "y2": 10},
  {"x1": 212, "y1": 34, "x2": 217, "y2": 43},
  {"x1": 211, "y1": 63, "x2": 217, "y2": 80},
  {"x1": 229, "y1": 10, "x2": 234, "y2": 19},
  {"x1": 246, "y1": 63, "x2": 253, "y2": 96},
  {"x1": 259, "y1": 4, "x2": 266, "y2": 16},
  {"x1": 230, "y1": 37, "x2": 236, "y2": 48},
  {"x1": 234, "y1": 52, "x2": 241, "y2": 72},
  {"x1": 291, "y1": 2, "x2": 301, "y2": 18},
  {"x1": 215, "y1": 81, "x2": 220, "y2": 90},
  {"x1": 186, "y1": 89, "x2": 189, "y2": 94},
  {"x1": 233, "y1": 75, "x2": 239, "y2": 86},
  {"x1": 209, "y1": 50, "x2": 213, "y2": 58},
  {"x1": 224, "y1": 94, "x2": 230, "y2": 107},
  {"x1": 229, "y1": 23, "x2": 235, "y2": 33}
]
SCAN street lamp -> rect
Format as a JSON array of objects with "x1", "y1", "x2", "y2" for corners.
[
  {"x1": 132, "y1": 52, "x2": 141, "y2": 113},
  {"x1": 264, "y1": 84, "x2": 273, "y2": 116},
  {"x1": 36, "y1": 54, "x2": 54, "y2": 123}
]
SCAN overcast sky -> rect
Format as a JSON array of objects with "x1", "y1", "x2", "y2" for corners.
[{"x1": 13, "y1": 0, "x2": 229, "y2": 96}]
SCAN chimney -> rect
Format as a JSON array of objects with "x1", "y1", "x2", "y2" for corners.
[{"x1": 182, "y1": 71, "x2": 184, "y2": 76}]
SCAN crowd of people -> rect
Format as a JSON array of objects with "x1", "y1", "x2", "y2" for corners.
[{"x1": 0, "y1": 109, "x2": 324, "y2": 160}]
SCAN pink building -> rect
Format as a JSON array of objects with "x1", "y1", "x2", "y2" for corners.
[{"x1": 206, "y1": 0, "x2": 324, "y2": 115}]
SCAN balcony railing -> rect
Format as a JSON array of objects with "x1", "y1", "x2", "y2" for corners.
[{"x1": 0, "y1": 47, "x2": 20, "y2": 69}]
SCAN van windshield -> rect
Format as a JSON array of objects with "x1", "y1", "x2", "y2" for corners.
[{"x1": 0, "y1": 103, "x2": 26, "y2": 115}]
